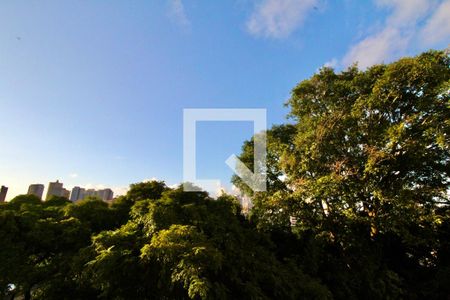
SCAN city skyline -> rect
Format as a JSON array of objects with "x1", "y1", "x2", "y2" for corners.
[
  {"x1": 1, "y1": 176, "x2": 187, "y2": 201},
  {"x1": 0, "y1": 180, "x2": 116, "y2": 202}
]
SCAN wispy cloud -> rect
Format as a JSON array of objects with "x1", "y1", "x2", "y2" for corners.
[
  {"x1": 377, "y1": 0, "x2": 432, "y2": 26},
  {"x1": 168, "y1": 0, "x2": 191, "y2": 29},
  {"x1": 420, "y1": 0, "x2": 450, "y2": 46},
  {"x1": 342, "y1": 27, "x2": 411, "y2": 69},
  {"x1": 111, "y1": 186, "x2": 129, "y2": 197},
  {"x1": 246, "y1": 0, "x2": 319, "y2": 39},
  {"x1": 142, "y1": 177, "x2": 159, "y2": 182},
  {"x1": 85, "y1": 183, "x2": 106, "y2": 190},
  {"x1": 340, "y1": 0, "x2": 448, "y2": 69},
  {"x1": 69, "y1": 173, "x2": 78, "y2": 178},
  {"x1": 323, "y1": 58, "x2": 338, "y2": 68}
]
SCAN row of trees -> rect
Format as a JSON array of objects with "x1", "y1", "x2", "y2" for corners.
[
  {"x1": 0, "y1": 182, "x2": 329, "y2": 299},
  {"x1": 1, "y1": 50, "x2": 449, "y2": 299}
]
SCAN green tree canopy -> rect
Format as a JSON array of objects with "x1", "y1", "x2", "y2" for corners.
[{"x1": 232, "y1": 50, "x2": 450, "y2": 298}]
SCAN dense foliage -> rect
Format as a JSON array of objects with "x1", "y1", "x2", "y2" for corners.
[
  {"x1": 1, "y1": 51, "x2": 449, "y2": 299},
  {"x1": 232, "y1": 50, "x2": 450, "y2": 299},
  {"x1": 0, "y1": 184, "x2": 329, "y2": 300}
]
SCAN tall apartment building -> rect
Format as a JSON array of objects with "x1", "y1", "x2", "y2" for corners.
[
  {"x1": 28, "y1": 184, "x2": 45, "y2": 200},
  {"x1": 46, "y1": 180, "x2": 63, "y2": 200},
  {"x1": 46, "y1": 180, "x2": 70, "y2": 200},
  {"x1": 97, "y1": 188, "x2": 114, "y2": 201},
  {"x1": 84, "y1": 189, "x2": 97, "y2": 198},
  {"x1": 0, "y1": 186, "x2": 7, "y2": 202},
  {"x1": 70, "y1": 186, "x2": 85, "y2": 202}
]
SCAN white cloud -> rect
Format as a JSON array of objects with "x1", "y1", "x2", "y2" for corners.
[
  {"x1": 142, "y1": 177, "x2": 159, "y2": 183},
  {"x1": 323, "y1": 58, "x2": 338, "y2": 68},
  {"x1": 340, "y1": 0, "x2": 448, "y2": 69},
  {"x1": 342, "y1": 27, "x2": 410, "y2": 68},
  {"x1": 111, "y1": 186, "x2": 129, "y2": 197},
  {"x1": 84, "y1": 183, "x2": 106, "y2": 190},
  {"x1": 69, "y1": 173, "x2": 78, "y2": 178},
  {"x1": 168, "y1": 183, "x2": 180, "y2": 189},
  {"x1": 420, "y1": 0, "x2": 450, "y2": 45},
  {"x1": 168, "y1": 0, "x2": 191, "y2": 29},
  {"x1": 375, "y1": 0, "x2": 433, "y2": 26},
  {"x1": 246, "y1": 0, "x2": 319, "y2": 38}
]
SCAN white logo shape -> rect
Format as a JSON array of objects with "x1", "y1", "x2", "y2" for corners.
[{"x1": 183, "y1": 109, "x2": 267, "y2": 192}]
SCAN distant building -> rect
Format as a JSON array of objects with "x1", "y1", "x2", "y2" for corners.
[
  {"x1": 46, "y1": 180, "x2": 63, "y2": 200},
  {"x1": 70, "y1": 187, "x2": 80, "y2": 201},
  {"x1": 84, "y1": 189, "x2": 97, "y2": 198},
  {"x1": 62, "y1": 188, "x2": 70, "y2": 199},
  {"x1": 70, "y1": 187, "x2": 114, "y2": 201},
  {"x1": 28, "y1": 184, "x2": 45, "y2": 200},
  {"x1": 97, "y1": 189, "x2": 114, "y2": 201},
  {"x1": 0, "y1": 186, "x2": 7, "y2": 202},
  {"x1": 70, "y1": 186, "x2": 85, "y2": 202},
  {"x1": 46, "y1": 180, "x2": 70, "y2": 200}
]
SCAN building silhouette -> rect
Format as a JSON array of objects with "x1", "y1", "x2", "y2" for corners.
[
  {"x1": 70, "y1": 187, "x2": 113, "y2": 201},
  {"x1": 97, "y1": 188, "x2": 114, "y2": 201},
  {"x1": 70, "y1": 186, "x2": 85, "y2": 202},
  {"x1": 0, "y1": 186, "x2": 7, "y2": 202},
  {"x1": 46, "y1": 180, "x2": 70, "y2": 200},
  {"x1": 28, "y1": 184, "x2": 45, "y2": 200},
  {"x1": 84, "y1": 189, "x2": 97, "y2": 198}
]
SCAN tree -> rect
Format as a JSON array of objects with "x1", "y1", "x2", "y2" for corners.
[
  {"x1": 232, "y1": 124, "x2": 297, "y2": 196},
  {"x1": 8, "y1": 194, "x2": 42, "y2": 210},
  {"x1": 43, "y1": 196, "x2": 71, "y2": 207},
  {"x1": 126, "y1": 180, "x2": 168, "y2": 202},
  {"x1": 0, "y1": 198, "x2": 91, "y2": 300},
  {"x1": 64, "y1": 197, "x2": 119, "y2": 233},
  {"x1": 86, "y1": 186, "x2": 330, "y2": 299},
  {"x1": 232, "y1": 50, "x2": 450, "y2": 298},
  {"x1": 284, "y1": 50, "x2": 449, "y2": 240}
]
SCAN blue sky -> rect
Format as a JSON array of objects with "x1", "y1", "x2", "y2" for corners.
[{"x1": 0, "y1": 0, "x2": 449, "y2": 200}]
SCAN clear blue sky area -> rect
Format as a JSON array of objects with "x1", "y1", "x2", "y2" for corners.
[{"x1": 1, "y1": 0, "x2": 448, "y2": 199}]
